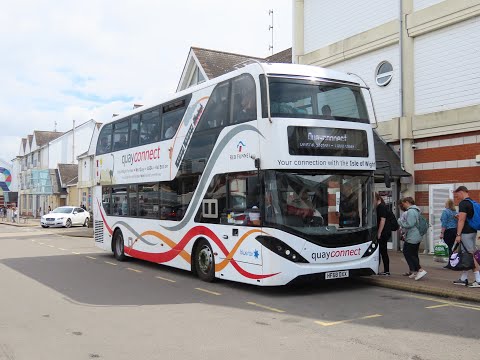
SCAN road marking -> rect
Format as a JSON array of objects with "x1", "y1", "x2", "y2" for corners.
[
  {"x1": 410, "y1": 295, "x2": 480, "y2": 311},
  {"x1": 72, "y1": 251, "x2": 81, "y2": 255},
  {"x1": 195, "y1": 288, "x2": 221, "y2": 296},
  {"x1": 38, "y1": 242, "x2": 44, "y2": 245},
  {"x1": 47, "y1": 245, "x2": 55, "y2": 248},
  {"x1": 155, "y1": 276, "x2": 176, "y2": 283},
  {"x1": 104, "y1": 261, "x2": 117, "y2": 266},
  {"x1": 85, "y1": 256, "x2": 97, "y2": 260},
  {"x1": 127, "y1": 267, "x2": 142, "y2": 273},
  {"x1": 315, "y1": 314, "x2": 382, "y2": 327},
  {"x1": 246, "y1": 302, "x2": 285, "y2": 313},
  {"x1": 426, "y1": 304, "x2": 451, "y2": 309},
  {"x1": 58, "y1": 248, "x2": 67, "y2": 251}
]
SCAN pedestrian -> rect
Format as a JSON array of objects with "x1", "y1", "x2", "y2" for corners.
[
  {"x1": 452, "y1": 186, "x2": 480, "y2": 287},
  {"x1": 12, "y1": 207, "x2": 17, "y2": 223},
  {"x1": 397, "y1": 197, "x2": 428, "y2": 281},
  {"x1": 439, "y1": 198, "x2": 457, "y2": 264},
  {"x1": 375, "y1": 193, "x2": 390, "y2": 276},
  {"x1": 48, "y1": 206, "x2": 52, "y2": 213}
]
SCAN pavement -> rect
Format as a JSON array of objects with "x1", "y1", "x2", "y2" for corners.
[
  {"x1": 362, "y1": 250, "x2": 480, "y2": 303},
  {"x1": 1, "y1": 219, "x2": 479, "y2": 302}
]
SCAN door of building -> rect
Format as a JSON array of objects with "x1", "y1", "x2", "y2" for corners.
[{"x1": 428, "y1": 184, "x2": 454, "y2": 254}]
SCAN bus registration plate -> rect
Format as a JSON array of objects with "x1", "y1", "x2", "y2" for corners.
[{"x1": 325, "y1": 270, "x2": 349, "y2": 280}]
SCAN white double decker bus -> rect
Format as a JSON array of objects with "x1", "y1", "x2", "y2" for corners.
[{"x1": 93, "y1": 63, "x2": 380, "y2": 286}]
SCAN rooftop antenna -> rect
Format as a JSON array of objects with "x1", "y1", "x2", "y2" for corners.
[
  {"x1": 54, "y1": 120, "x2": 57, "y2": 132},
  {"x1": 268, "y1": 9, "x2": 274, "y2": 55}
]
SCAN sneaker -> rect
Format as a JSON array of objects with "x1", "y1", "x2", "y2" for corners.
[
  {"x1": 378, "y1": 272, "x2": 390, "y2": 276},
  {"x1": 402, "y1": 272, "x2": 412, "y2": 276},
  {"x1": 415, "y1": 270, "x2": 427, "y2": 281},
  {"x1": 408, "y1": 273, "x2": 417, "y2": 279},
  {"x1": 453, "y1": 279, "x2": 469, "y2": 286},
  {"x1": 468, "y1": 281, "x2": 480, "y2": 288}
]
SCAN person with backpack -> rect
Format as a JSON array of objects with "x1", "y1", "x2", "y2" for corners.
[
  {"x1": 398, "y1": 197, "x2": 428, "y2": 281},
  {"x1": 375, "y1": 193, "x2": 391, "y2": 276},
  {"x1": 452, "y1": 186, "x2": 480, "y2": 287}
]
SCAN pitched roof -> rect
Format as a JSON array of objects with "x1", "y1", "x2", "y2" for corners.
[
  {"x1": 265, "y1": 48, "x2": 292, "y2": 63},
  {"x1": 34, "y1": 130, "x2": 64, "y2": 147},
  {"x1": 21, "y1": 138, "x2": 27, "y2": 152},
  {"x1": 27, "y1": 135, "x2": 33, "y2": 148},
  {"x1": 57, "y1": 164, "x2": 78, "y2": 187},
  {"x1": 191, "y1": 47, "x2": 264, "y2": 79}
]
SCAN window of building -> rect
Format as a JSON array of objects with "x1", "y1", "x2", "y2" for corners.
[{"x1": 375, "y1": 61, "x2": 393, "y2": 87}]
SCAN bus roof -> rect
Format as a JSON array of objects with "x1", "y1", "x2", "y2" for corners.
[{"x1": 98, "y1": 63, "x2": 362, "y2": 127}]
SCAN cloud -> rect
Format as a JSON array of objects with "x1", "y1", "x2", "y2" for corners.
[{"x1": 0, "y1": 0, "x2": 292, "y2": 163}]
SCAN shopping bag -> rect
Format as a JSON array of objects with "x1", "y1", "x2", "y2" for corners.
[{"x1": 449, "y1": 242, "x2": 474, "y2": 271}]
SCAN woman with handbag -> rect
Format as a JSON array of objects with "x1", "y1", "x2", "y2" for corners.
[{"x1": 440, "y1": 198, "x2": 458, "y2": 265}]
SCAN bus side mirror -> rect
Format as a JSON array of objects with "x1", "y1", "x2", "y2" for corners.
[{"x1": 384, "y1": 173, "x2": 392, "y2": 188}]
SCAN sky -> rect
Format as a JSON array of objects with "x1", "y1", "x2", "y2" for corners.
[{"x1": 0, "y1": 0, "x2": 292, "y2": 163}]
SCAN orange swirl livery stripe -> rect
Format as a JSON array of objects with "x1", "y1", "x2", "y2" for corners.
[
  {"x1": 136, "y1": 230, "x2": 191, "y2": 263},
  {"x1": 215, "y1": 229, "x2": 264, "y2": 271},
  {"x1": 122, "y1": 225, "x2": 279, "y2": 280}
]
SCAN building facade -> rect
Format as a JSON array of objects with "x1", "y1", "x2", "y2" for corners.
[
  {"x1": 15, "y1": 120, "x2": 98, "y2": 217},
  {"x1": 292, "y1": 0, "x2": 480, "y2": 250}
]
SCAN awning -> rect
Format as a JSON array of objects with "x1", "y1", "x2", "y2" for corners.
[{"x1": 373, "y1": 130, "x2": 411, "y2": 178}]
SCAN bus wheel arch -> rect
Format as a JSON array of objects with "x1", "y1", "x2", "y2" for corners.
[
  {"x1": 192, "y1": 238, "x2": 215, "y2": 282},
  {"x1": 112, "y1": 227, "x2": 126, "y2": 261}
]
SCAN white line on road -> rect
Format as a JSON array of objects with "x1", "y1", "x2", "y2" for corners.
[
  {"x1": 155, "y1": 276, "x2": 176, "y2": 283},
  {"x1": 104, "y1": 261, "x2": 117, "y2": 266},
  {"x1": 127, "y1": 268, "x2": 142, "y2": 273},
  {"x1": 315, "y1": 314, "x2": 382, "y2": 327},
  {"x1": 195, "y1": 288, "x2": 221, "y2": 296},
  {"x1": 246, "y1": 302, "x2": 285, "y2": 313},
  {"x1": 85, "y1": 256, "x2": 97, "y2": 260}
]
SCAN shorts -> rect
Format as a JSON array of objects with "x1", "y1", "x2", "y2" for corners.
[{"x1": 460, "y1": 233, "x2": 476, "y2": 253}]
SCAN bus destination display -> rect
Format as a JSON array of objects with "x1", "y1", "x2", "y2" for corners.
[{"x1": 288, "y1": 126, "x2": 368, "y2": 157}]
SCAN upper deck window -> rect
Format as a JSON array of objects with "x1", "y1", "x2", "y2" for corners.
[
  {"x1": 96, "y1": 123, "x2": 113, "y2": 155},
  {"x1": 263, "y1": 78, "x2": 370, "y2": 124}
]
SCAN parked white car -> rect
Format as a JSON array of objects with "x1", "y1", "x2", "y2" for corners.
[{"x1": 41, "y1": 206, "x2": 89, "y2": 228}]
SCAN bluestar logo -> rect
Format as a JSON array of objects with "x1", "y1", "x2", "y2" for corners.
[
  {"x1": 240, "y1": 249, "x2": 259, "y2": 259},
  {"x1": 237, "y1": 141, "x2": 246, "y2": 152}
]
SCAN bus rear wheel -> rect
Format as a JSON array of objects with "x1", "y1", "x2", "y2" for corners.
[
  {"x1": 194, "y1": 239, "x2": 215, "y2": 282},
  {"x1": 113, "y1": 230, "x2": 126, "y2": 261}
]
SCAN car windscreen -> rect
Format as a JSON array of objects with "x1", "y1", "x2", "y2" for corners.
[{"x1": 52, "y1": 208, "x2": 73, "y2": 214}]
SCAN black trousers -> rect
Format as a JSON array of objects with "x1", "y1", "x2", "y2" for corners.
[
  {"x1": 378, "y1": 233, "x2": 391, "y2": 273},
  {"x1": 443, "y1": 228, "x2": 456, "y2": 256},
  {"x1": 403, "y1": 242, "x2": 421, "y2": 272}
]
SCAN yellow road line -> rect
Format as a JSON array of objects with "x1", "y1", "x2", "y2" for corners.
[
  {"x1": 104, "y1": 261, "x2": 117, "y2": 266},
  {"x1": 315, "y1": 314, "x2": 382, "y2": 327},
  {"x1": 127, "y1": 267, "x2": 142, "y2": 273},
  {"x1": 85, "y1": 256, "x2": 96, "y2": 260},
  {"x1": 246, "y1": 301, "x2": 285, "y2": 313},
  {"x1": 195, "y1": 288, "x2": 221, "y2": 296},
  {"x1": 410, "y1": 294, "x2": 480, "y2": 311},
  {"x1": 155, "y1": 276, "x2": 176, "y2": 283}
]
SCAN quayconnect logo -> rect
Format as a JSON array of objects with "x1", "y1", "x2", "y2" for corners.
[{"x1": 237, "y1": 140, "x2": 246, "y2": 152}]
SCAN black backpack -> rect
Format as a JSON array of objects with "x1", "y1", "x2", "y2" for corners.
[{"x1": 386, "y1": 209, "x2": 399, "y2": 231}]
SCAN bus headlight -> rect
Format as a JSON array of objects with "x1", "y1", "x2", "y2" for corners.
[
  {"x1": 362, "y1": 242, "x2": 378, "y2": 258},
  {"x1": 256, "y1": 236, "x2": 308, "y2": 263}
]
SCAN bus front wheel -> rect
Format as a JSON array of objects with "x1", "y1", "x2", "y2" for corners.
[
  {"x1": 194, "y1": 239, "x2": 215, "y2": 282},
  {"x1": 113, "y1": 230, "x2": 126, "y2": 261}
]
